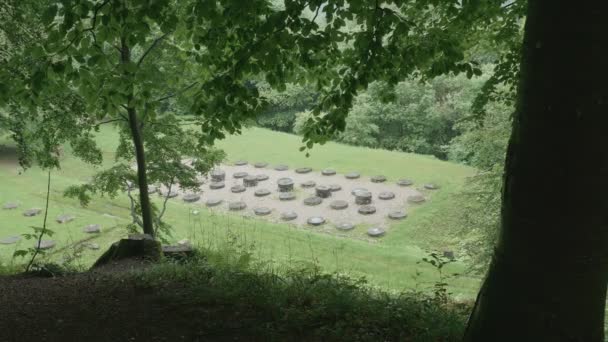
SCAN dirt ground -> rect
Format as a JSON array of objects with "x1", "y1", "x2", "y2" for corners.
[{"x1": 163, "y1": 163, "x2": 429, "y2": 233}]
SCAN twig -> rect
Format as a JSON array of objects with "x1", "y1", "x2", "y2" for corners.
[
  {"x1": 26, "y1": 170, "x2": 52, "y2": 272},
  {"x1": 154, "y1": 81, "x2": 199, "y2": 103},
  {"x1": 137, "y1": 33, "x2": 169, "y2": 67},
  {"x1": 154, "y1": 176, "x2": 175, "y2": 235}
]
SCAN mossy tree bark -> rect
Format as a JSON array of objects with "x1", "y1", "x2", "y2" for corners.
[{"x1": 464, "y1": 2, "x2": 608, "y2": 341}]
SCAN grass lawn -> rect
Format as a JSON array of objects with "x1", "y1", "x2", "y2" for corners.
[{"x1": 0, "y1": 126, "x2": 481, "y2": 297}]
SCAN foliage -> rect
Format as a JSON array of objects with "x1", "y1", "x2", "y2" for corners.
[{"x1": 256, "y1": 82, "x2": 318, "y2": 132}]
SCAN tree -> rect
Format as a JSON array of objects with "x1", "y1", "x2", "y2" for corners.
[{"x1": 464, "y1": 2, "x2": 608, "y2": 340}]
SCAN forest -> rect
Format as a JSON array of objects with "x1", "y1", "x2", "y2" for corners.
[{"x1": 1, "y1": 0, "x2": 607, "y2": 341}]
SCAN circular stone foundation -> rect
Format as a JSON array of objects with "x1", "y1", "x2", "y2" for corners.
[
  {"x1": 295, "y1": 167, "x2": 312, "y2": 174},
  {"x1": 355, "y1": 191, "x2": 372, "y2": 205},
  {"x1": 336, "y1": 223, "x2": 355, "y2": 231},
  {"x1": 407, "y1": 194, "x2": 426, "y2": 204},
  {"x1": 206, "y1": 198, "x2": 223, "y2": 207},
  {"x1": 211, "y1": 169, "x2": 226, "y2": 182},
  {"x1": 183, "y1": 194, "x2": 201, "y2": 203},
  {"x1": 229, "y1": 201, "x2": 247, "y2": 211},
  {"x1": 253, "y1": 207, "x2": 271, "y2": 216},
  {"x1": 424, "y1": 183, "x2": 440, "y2": 190},
  {"x1": 233, "y1": 172, "x2": 248, "y2": 179},
  {"x1": 2, "y1": 202, "x2": 19, "y2": 210},
  {"x1": 147, "y1": 185, "x2": 158, "y2": 194},
  {"x1": 23, "y1": 208, "x2": 42, "y2": 217},
  {"x1": 277, "y1": 178, "x2": 294, "y2": 192},
  {"x1": 397, "y1": 179, "x2": 413, "y2": 187},
  {"x1": 358, "y1": 205, "x2": 376, "y2": 215},
  {"x1": 234, "y1": 160, "x2": 248, "y2": 166},
  {"x1": 0, "y1": 236, "x2": 21, "y2": 244},
  {"x1": 351, "y1": 188, "x2": 368, "y2": 196},
  {"x1": 315, "y1": 186, "x2": 332, "y2": 198},
  {"x1": 231, "y1": 185, "x2": 246, "y2": 193},
  {"x1": 256, "y1": 174, "x2": 269, "y2": 182},
  {"x1": 307, "y1": 216, "x2": 325, "y2": 226},
  {"x1": 83, "y1": 224, "x2": 101, "y2": 234},
  {"x1": 210, "y1": 182, "x2": 225, "y2": 190},
  {"x1": 345, "y1": 172, "x2": 360, "y2": 179},
  {"x1": 274, "y1": 165, "x2": 289, "y2": 171},
  {"x1": 35, "y1": 240, "x2": 56, "y2": 249},
  {"x1": 301, "y1": 180, "x2": 316, "y2": 188},
  {"x1": 254, "y1": 162, "x2": 268, "y2": 168},
  {"x1": 367, "y1": 228, "x2": 385, "y2": 237},
  {"x1": 254, "y1": 188, "x2": 271, "y2": 197},
  {"x1": 329, "y1": 184, "x2": 342, "y2": 192},
  {"x1": 281, "y1": 211, "x2": 298, "y2": 221},
  {"x1": 303, "y1": 196, "x2": 323, "y2": 206},
  {"x1": 279, "y1": 192, "x2": 296, "y2": 201},
  {"x1": 371, "y1": 175, "x2": 387, "y2": 183},
  {"x1": 330, "y1": 200, "x2": 349, "y2": 210},
  {"x1": 388, "y1": 211, "x2": 408, "y2": 220},
  {"x1": 378, "y1": 192, "x2": 395, "y2": 200},
  {"x1": 56, "y1": 214, "x2": 75, "y2": 224},
  {"x1": 322, "y1": 169, "x2": 336, "y2": 176},
  {"x1": 243, "y1": 175, "x2": 259, "y2": 187}
]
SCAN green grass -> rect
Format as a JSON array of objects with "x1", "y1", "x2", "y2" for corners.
[{"x1": 0, "y1": 126, "x2": 481, "y2": 297}]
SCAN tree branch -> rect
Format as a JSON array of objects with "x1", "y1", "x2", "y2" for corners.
[
  {"x1": 155, "y1": 177, "x2": 175, "y2": 235},
  {"x1": 137, "y1": 33, "x2": 169, "y2": 67},
  {"x1": 154, "y1": 81, "x2": 199, "y2": 103}
]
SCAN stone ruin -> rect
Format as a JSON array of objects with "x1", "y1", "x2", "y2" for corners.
[
  {"x1": 83, "y1": 224, "x2": 101, "y2": 234},
  {"x1": 277, "y1": 178, "x2": 294, "y2": 192},
  {"x1": 315, "y1": 185, "x2": 332, "y2": 198},
  {"x1": 243, "y1": 175, "x2": 258, "y2": 187}
]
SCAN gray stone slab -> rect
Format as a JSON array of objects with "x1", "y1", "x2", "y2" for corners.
[
  {"x1": 397, "y1": 179, "x2": 413, "y2": 187},
  {"x1": 147, "y1": 185, "x2": 158, "y2": 194},
  {"x1": 279, "y1": 192, "x2": 296, "y2": 201},
  {"x1": 229, "y1": 201, "x2": 247, "y2": 211},
  {"x1": 307, "y1": 216, "x2": 325, "y2": 226},
  {"x1": 254, "y1": 188, "x2": 271, "y2": 197},
  {"x1": 295, "y1": 167, "x2": 312, "y2": 174},
  {"x1": 23, "y1": 208, "x2": 42, "y2": 217},
  {"x1": 253, "y1": 207, "x2": 271, "y2": 216},
  {"x1": 330, "y1": 200, "x2": 349, "y2": 210},
  {"x1": 351, "y1": 188, "x2": 368, "y2": 196},
  {"x1": 35, "y1": 240, "x2": 56, "y2": 250},
  {"x1": 274, "y1": 165, "x2": 289, "y2": 171},
  {"x1": 281, "y1": 211, "x2": 298, "y2": 221},
  {"x1": 358, "y1": 205, "x2": 376, "y2": 215},
  {"x1": 355, "y1": 191, "x2": 372, "y2": 205},
  {"x1": 277, "y1": 178, "x2": 294, "y2": 192},
  {"x1": 407, "y1": 194, "x2": 426, "y2": 204},
  {"x1": 301, "y1": 180, "x2": 316, "y2": 188},
  {"x1": 0, "y1": 236, "x2": 21, "y2": 244},
  {"x1": 206, "y1": 198, "x2": 223, "y2": 207},
  {"x1": 160, "y1": 189, "x2": 179, "y2": 198},
  {"x1": 378, "y1": 191, "x2": 395, "y2": 200},
  {"x1": 424, "y1": 183, "x2": 440, "y2": 190},
  {"x1": 243, "y1": 175, "x2": 258, "y2": 187},
  {"x1": 371, "y1": 175, "x2": 387, "y2": 183},
  {"x1": 256, "y1": 174, "x2": 269, "y2": 182},
  {"x1": 254, "y1": 162, "x2": 268, "y2": 168},
  {"x1": 234, "y1": 160, "x2": 248, "y2": 166},
  {"x1": 388, "y1": 211, "x2": 408, "y2": 220},
  {"x1": 56, "y1": 214, "x2": 75, "y2": 224},
  {"x1": 321, "y1": 169, "x2": 336, "y2": 176},
  {"x1": 210, "y1": 181, "x2": 225, "y2": 189},
  {"x1": 303, "y1": 196, "x2": 322, "y2": 206},
  {"x1": 2, "y1": 202, "x2": 19, "y2": 210},
  {"x1": 83, "y1": 224, "x2": 101, "y2": 234},
  {"x1": 231, "y1": 185, "x2": 246, "y2": 193},
  {"x1": 367, "y1": 228, "x2": 385, "y2": 237},
  {"x1": 336, "y1": 223, "x2": 355, "y2": 231},
  {"x1": 183, "y1": 194, "x2": 201, "y2": 203},
  {"x1": 329, "y1": 184, "x2": 342, "y2": 192},
  {"x1": 211, "y1": 169, "x2": 226, "y2": 182},
  {"x1": 315, "y1": 186, "x2": 332, "y2": 198},
  {"x1": 345, "y1": 172, "x2": 360, "y2": 179},
  {"x1": 233, "y1": 172, "x2": 248, "y2": 179}
]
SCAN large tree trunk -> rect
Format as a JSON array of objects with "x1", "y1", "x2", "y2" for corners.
[
  {"x1": 464, "y1": 2, "x2": 608, "y2": 341},
  {"x1": 120, "y1": 38, "x2": 155, "y2": 238}
]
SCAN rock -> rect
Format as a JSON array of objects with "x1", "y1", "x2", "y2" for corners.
[
  {"x1": 254, "y1": 162, "x2": 268, "y2": 168},
  {"x1": 303, "y1": 196, "x2": 323, "y2": 206},
  {"x1": 295, "y1": 167, "x2": 312, "y2": 174},
  {"x1": 93, "y1": 236, "x2": 161, "y2": 268},
  {"x1": 336, "y1": 223, "x2": 355, "y2": 231},
  {"x1": 277, "y1": 178, "x2": 294, "y2": 192},
  {"x1": 281, "y1": 211, "x2": 298, "y2": 221},
  {"x1": 34, "y1": 240, "x2": 56, "y2": 250},
  {"x1": 351, "y1": 188, "x2": 368, "y2": 196},
  {"x1": 229, "y1": 201, "x2": 247, "y2": 211},
  {"x1": 274, "y1": 164, "x2": 289, "y2": 171},
  {"x1": 178, "y1": 239, "x2": 190, "y2": 246},
  {"x1": 210, "y1": 169, "x2": 226, "y2": 182},
  {"x1": 0, "y1": 236, "x2": 21, "y2": 244},
  {"x1": 407, "y1": 194, "x2": 426, "y2": 204},
  {"x1": 330, "y1": 200, "x2": 349, "y2": 210},
  {"x1": 243, "y1": 175, "x2": 259, "y2": 187},
  {"x1": 378, "y1": 191, "x2": 395, "y2": 200},
  {"x1": 147, "y1": 185, "x2": 158, "y2": 194},
  {"x1": 355, "y1": 191, "x2": 372, "y2": 205},
  {"x1": 160, "y1": 189, "x2": 179, "y2": 198},
  {"x1": 307, "y1": 216, "x2": 325, "y2": 226},
  {"x1": 443, "y1": 250, "x2": 455, "y2": 260},
  {"x1": 233, "y1": 172, "x2": 248, "y2": 179},
  {"x1": 56, "y1": 214, "x2": 75, "y2": 224},
  {"x1": 206, "y1": 198, "x2": 223, "y2": 207},
  {"x1": 345, "y1": 172, "x2": 360, "y2": 179},
  {"x1": 388, "y1": 211, "x2": 408, "y2": 220},
  {"x1": 424, "y1": 183, "x2": 440, "y2": 190},
  {"x1": 231, "y1": 185, "x2": 246, "y2": 193},
  {"x1": 322, "y1": 169, "x2": 336, "y2": 176},
  {"x1": 83, "y1": 242, "x2": 100, "y2": 250},
  {"x1": 371, "y1": 175, "x2": 387, "y2": 183},
  {"x1": 358, "y1": 205, "x2": 376, "y2": 215},
  {"x1": 83, "y1": 224, "x2": 101, "y2": 234},
  {"x1": 315, "y1": 185, "x2": 332, "y2": 198},
  {"x1": 367, "y1": 228, "x2": 385, "y2": 237},
  {"x1": 23, "y1": 208, "x2": 42, "y2": 217},
  {"x1": 256, "y1": 174, "x2": 269, "y2": 182},
  {"x1": 279, "y1": 192, "x2": 296, "y2": 201},
  {"x1": 2, "y1": 202, "x2": 19, "y2": 210},
  {"x1": 162, "y1": 244, "x2": 195, "y2": 260},
  {"x1": 253, "y1": 207, "x2": 271, "y2": 216},
  {"x1": 210, "y1": 181, "x2": 225, "y2": 190},
  {"x1": 301, "y1": 180, "x2": 316, "y2": 188},
  {"x1": 329, "y1": 184, "x2": 342, "y2": 192},
  {"x1": 234, "y1": 160, "x2": 248, "y2": 166},
  {"x1": 254, "y1": 188, "x2": 271, "y2": 197},
  {"x1": 182, "y1": 193, "x2": 201, "y2": 203},
  {"x1": 397, "y1": 179, "x2": 413, "y2": 187}
]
